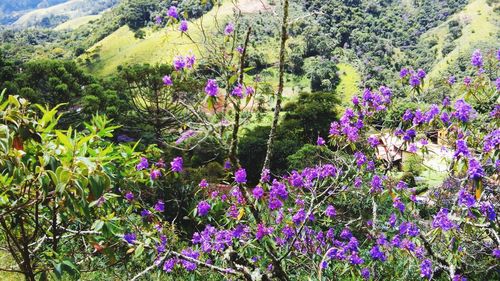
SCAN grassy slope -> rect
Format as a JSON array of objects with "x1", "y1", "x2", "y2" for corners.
[
  {"x1": 337, "y1": 63, "x2": 361, "y2": 105},
  {"x1": 54, "y1": 14, "x2": 101, "y2": 30},
  {"x1": 424, "y1": 0, "x2": 498, "y2": 80},
  {"x1": 12, "y1": 0, "x2": 114, "y2": 28},
  {"x1": 80, "y1": 0, "x2": 252, "y2": 76}
]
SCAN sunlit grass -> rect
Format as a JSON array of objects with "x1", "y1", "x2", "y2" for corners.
[
  {"x1": 81, "y1": 0, "x2": 264, "y2": 76},
  {"x1": 337, "y1": 63, "x2": 361, "y2": 105},
  {"x1": 54, "y1": 14, "x2": 102, "y2": 31},
  {"x1": 425, "y1": 0, "x2": 498, "y2": 80}
]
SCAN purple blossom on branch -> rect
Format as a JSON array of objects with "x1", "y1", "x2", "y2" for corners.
[{"x1": 205, "y1": 79, "x2": 218, "y2": 97}]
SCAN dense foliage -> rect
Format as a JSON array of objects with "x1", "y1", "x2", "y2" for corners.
[{"x1": 0, "y1": 1, "x2": 499, "y2": 280}]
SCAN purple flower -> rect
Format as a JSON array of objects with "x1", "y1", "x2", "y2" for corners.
[
  {"x1": 454, "y1": 139, "x2": 470, "y2": 158},
  {"x1": 354, "y1": 177, "x2": 362, "y2": 188},
  {"x1": 361, "y1": 268, "x2": 370, "y2": 280},
  {"x1": 124, "y1": 191, "x2": 134, "y2": 201},
  {"x1": 155, "y1": 200, "x2": 165, "y2": 212},
  {"x1": 197, "y1": 201, "x2": 211, "y2": 216},
  {"x1": 404, "y1": 129, "x2": 416, "y2": 141},
  {"x1": 325, "y1": 205, "x2": 336, "y2": 218},
  {"x1": 136, "y1": 157, "x2": 149, "y2": 171},
  {"x1": 235, "y1": 168, "x2": 247, "y2": 184},
  {"x1": 468, "y1": 158, "x2": 484, "y2": 180},
  {"x1": 180, "y1": 248, "x2": 199, "y2": 271},
  {"x1": 163, "y1": 258, "x2": 176, "y2": 272},
  {"x1": 402, "y1": 109, "x2": 413, "y2": 121},
  {"x1": 389, "y1": 213, "x2": 397, "y2": 227},
  {"x1": 236, "y1": 46, "x2": 244, "y2": 54},
  {"x1": 471, "y1": 49, "x2": 483, "y2": 68},
  {"x1": 409, "y1": 75, "x2": 420, "y2": 87},
  {"x1": 354, "y1": 151, "x2": 366, "y2": 167},
  {"x1": 352, "y1": 96, "x2": 360, "y2": 106},
  {"x1": 150, "y1": 169, "x2": 161, "y2": 180},
  {"x1": 370, "y1": 245, "x2": 387, "y2": 261},
  {"x1": 185, "y1": 55, "x2": 195, "y2": 69},
  {"x1": 399, "y1": 68, "x2": 409, "y2": 78},
  {"x1": 349, "y1": 253, "x2": 364, "y2": 265},
  {"x1": 396, "y1": 181, "x2": 408, "y2": 190},
  {"x1": 380, "y1": 85, "x2": 392, "y2": 97},
  {"x1": 141, "y1": 209, "x2": 152, "y2": 217},
  {"x1": 173, "y1": 56, "x2": 185, "y2": 71},
  {"x1": 441, "y1": 112, "x2": 450, "y2": 124},
  {"x1": 370, "y1": 175, "x2": 383, "y2": 192},
  {"x1": 442, "y1": 97, "x2": 451, "y2": 107},
  {"x1": 329, "y1": 121, "x2": 340, "y2": 135},
  {"x1": 496, "y1": 77, "x2": 500, "y2": 91},
  {"x1": 417, "y1": 69, "x2": 426, "y2": 79},
  {"x1": 458, "y1": 188, "x2": 475, "y2": 208},
  {"x1": 340, "y1": 228, "x2": 352, "y2": 240},
  {"x1": 453, "y1": 274, "x2": 467, "y2": 281},
  {"x1": 453, "y1": 99, "x2": 474, "y2": 122},
  {"x1": 292, "y1": 208, "x2": 306, "y2": 225},
  {"x1": 317, "y1": 136, "x2": 326, "y2": 146},
  {"x1": 179, "y1": 20, "x2": 188, "y2": 32},
  {"x1": 432, "y1": 208, "x2": 456, "y2": 231},
  {"x1": 176, "y1": 130, "x2": 196, "y2": 144},
  {"x1": 367, "y1": 135, "x2": 379, "y2": 147},
  {"x1": 393, "y1": 197, "x2": 405, "y2": 213},
  {"x1": 170, "y1": 157, "x2": 183, "y2": 172},
  {"x1": 252, "y1": 186, "x2": 264, "y2": 200},
  {"x1": 480, "y1": 202, "x2": 496, "y2": 221},
  {"x1": 420, "y1": 259, "x2": 432, "y2": 279},
  {"x1": 493, "y1": 248, "x2": 500, "y2": 258},
  {"x1": 261, "y1": 169, "x2": 270, "y2": 183},
  {"x1": 224, "y1": 23, "x2": 234, "y2": 35},
  {"x1": 155, "y1": 15, "x2": 162, "y2": 25},
  {"x1": 448, "y1": 76, "x2": 456, "y2": 85},
  {"x1": 167, "y1": 6, "x2": 178, "y2": 18},
  {"x1": 256, "y1": 223, "x2": 272, "y2": 240},
  {"x1": 231, "y1": 84, "x2": 244, "y2": 98},
  {"x1": 124, "y1": 233, "x2": 136, "y2": 244},
  {"x1": 205, "y1": 79, "x2": 218, "y2": 97},
  {"x1": 199, "y1": 179, "x2": 208, "y2": 188},
  {"x1": 162, "y1": 75, "x2": 173, "y2": 87},
  {"x1": 245, "y1": 86, "x2": 255, "y2": 95},
  {"x1": 464, "y1": 76, "x2": 471, "y2": 86}
]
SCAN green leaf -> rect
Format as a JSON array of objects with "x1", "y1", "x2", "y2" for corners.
[
  {"x1": 0, "y1": 125, "x2": 10, "y2": 154},
  {"x1": 56, "y1": 130, "x2": 73, "y2": 152},
  {"x1": 92, "y1": 220, "x2": 104, "y2": 232},
  {"x1": 134, "y1": 244, "x2": 144, "y2": 258},
  {"x1": 62, "y1": 259, "x2": 79, "y2": 274}
]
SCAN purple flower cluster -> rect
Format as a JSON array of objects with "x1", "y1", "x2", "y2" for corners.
[
  {"x1": 197, "y1": 201, "x2": 211, "y2": 216},
  {"x1": 136, "y1": 157, "x2": 149, "y2": 170},
  {"x1": 470, "y1": 49, "x2": 483, "y2": 68},
  {"x1": 432, "y1": 208, "x2": 456, "y2": 231},
  {"x1": 235, "y1": 168, "x2": 247, "y2": 184},
  {"x1": 452, "y1": 99, "x2": 474, "y2": 122},
  {"x1": 420, "y1": 259, "x2": 432, "y2": 279},
  {"x1": 170, "y1": 157, "x2": 183, "y2": 172},
  {"x1": 205, "y1": 79, "x2": 218, "y2": 97},
  {"x1": 173, "y1": 55, "x2": 195, "y2": 71},
  {"x1": 167, "y1": 6, "x2": 178, "y2": 19}
]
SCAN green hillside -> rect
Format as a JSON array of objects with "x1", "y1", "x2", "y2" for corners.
[
  {"x1": 424, "y1": 0, "x2": 499, "y2": 80},
  {"x1": 80, "y1": 0, "x2": 269, "y2": 76},
  {"x1": 54, "y1": 14, "x2": 101, "y2": 30}
]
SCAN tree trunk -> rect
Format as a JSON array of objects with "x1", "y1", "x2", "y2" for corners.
[
  {"x1": 229, "y1": 27, "x2": 252, "y2": 169},
  {"x1": 262, "y1": 0, "x2": 289, "y2": 173}
]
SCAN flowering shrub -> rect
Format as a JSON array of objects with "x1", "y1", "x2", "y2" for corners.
[
  {"x1": 116, "y1": 49, "x2": 498, "y2": 280},
  {"x1": 0, "y1": 3, "x2": 498, "y2": 281}
]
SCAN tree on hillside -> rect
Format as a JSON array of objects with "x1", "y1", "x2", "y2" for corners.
[{"x1": 119, "y1": 64, "x2": 199, "y2": 145}]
